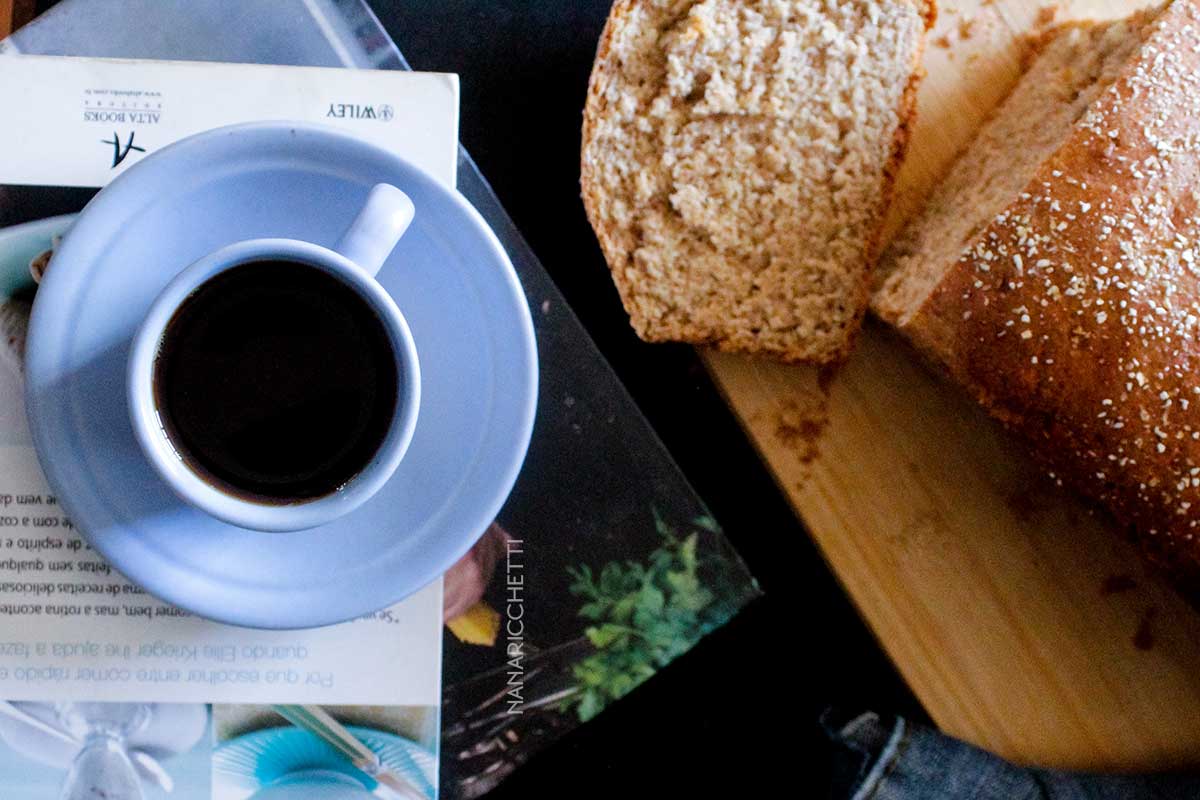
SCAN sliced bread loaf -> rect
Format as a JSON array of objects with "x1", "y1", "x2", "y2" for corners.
[
  {"x1": 582, "y1": 0, "x2": 935, "y2": 363},
  {"x1": 873, "y1": 0, "x2": 1200, "y2": 589}
]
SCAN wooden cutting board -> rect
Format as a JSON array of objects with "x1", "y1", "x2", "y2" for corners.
[
  {"x1": 0, "y1": 0, "x2": 35, "y2": 39},
  {"x1": 704, "y1": 0, "x2": 1200, "y2": 771}
]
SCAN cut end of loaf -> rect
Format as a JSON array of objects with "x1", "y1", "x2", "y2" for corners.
[
  {"x1": 582, "y1": 0, "x2": 934, "y2": 363},
  {"x1": 873, "y1": 7, "x2": 1164, "y2": 328}
]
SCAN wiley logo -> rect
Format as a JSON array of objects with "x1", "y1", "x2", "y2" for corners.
[
  {"x1": 326, "y1": 103, "x2": 394, "y2": 121},
  {"x1": 101, "y1": 131, "x2": 146, "y2": 168}
]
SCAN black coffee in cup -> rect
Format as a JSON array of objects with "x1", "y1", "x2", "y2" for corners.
[{"x1": 152, "y1": 259, "x2": 399, "y2": 504}]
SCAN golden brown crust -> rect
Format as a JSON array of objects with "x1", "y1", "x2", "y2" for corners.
[
  {"x1": 1021, "y1": 17, "x2": 1097, "y2": 69},
  {"x1": 900, "y1": 0, "x2": 1200, "y2": 589},
  {"x1": 852, "y1": 1, "x2": 938, "y2": 362},
  {"x1": 580, "y1": 0, "x2": 935, "y2": 365},
  {"x1": 580, "y1": 0, "x2": 634, "y2": 333}
]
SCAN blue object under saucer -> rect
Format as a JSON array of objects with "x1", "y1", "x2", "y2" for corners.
[
  {"x1": 0, "y1": 213, "x2": 73, "y2": 296},
  {"x1": 24, "y1": 122, "x2": 538, "y2": 628},
  {"x1": 213, "y1": 725, "x2": 436, "y2": 799}
]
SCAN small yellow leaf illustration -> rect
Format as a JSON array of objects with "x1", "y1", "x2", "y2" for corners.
[{"x1": 446, "y1": 602, "x2": 501, "y2": 646}]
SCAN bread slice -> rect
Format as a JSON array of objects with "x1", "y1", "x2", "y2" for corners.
[
  {"x1": 873, "y1": 0, "x2": 1200, "y2": 589},
  {"x1": 582, "y1": 0, "x2": 935, "y2": 363}
]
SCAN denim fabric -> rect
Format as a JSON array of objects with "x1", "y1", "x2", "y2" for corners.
[{"x1": 824, "y1": 709, "x2": 1200, "y2": 800}]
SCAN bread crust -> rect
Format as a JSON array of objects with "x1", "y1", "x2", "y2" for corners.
[
  {"x1": 581, "y1": 0, "x2": 936, "y2": 364},
  {"x1": 580, "y1": 0, "x2": 636, "y2": 339},
  {"x1": 897, "y1": 0, "x2": 1200, "y2": 590},
  {"x1": 856, "y1": 1, "x2": 937, "y2": 357}
]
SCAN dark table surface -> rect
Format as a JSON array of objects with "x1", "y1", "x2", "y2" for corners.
[{"x1": 370, "y1": 2, "x2": 928, "y2": 796}]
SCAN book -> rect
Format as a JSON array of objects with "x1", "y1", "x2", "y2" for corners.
[
  {"x1": 0, "y1": 53, "x2": 449, "y2": 800},
  {"x1": 3, "y1": 3, "x2": 764, "y2": 798}
]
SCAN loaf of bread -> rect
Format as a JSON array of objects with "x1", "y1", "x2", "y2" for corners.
[
  {"x1": 874, "y1": 0, "x2": 1200, "y2": 589},
  {"x1": 582, "y1": 0, "x2": 935, "y2": 363}
]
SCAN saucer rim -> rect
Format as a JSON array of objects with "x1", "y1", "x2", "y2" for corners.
[{"x1": 24, "y1": 121, "x2": 538, "y2": 628}]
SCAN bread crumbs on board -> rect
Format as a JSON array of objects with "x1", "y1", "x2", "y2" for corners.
[{"x1": 1036, "y1": 5, "x2": 1060, "y2": 29}]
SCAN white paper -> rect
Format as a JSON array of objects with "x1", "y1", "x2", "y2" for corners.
[
  {"x1": 0, "y1": 55, "x2": 459, "y2": 187},
  {"x1": 0, "y1": 55, "x2": 457, "y2": 705}
]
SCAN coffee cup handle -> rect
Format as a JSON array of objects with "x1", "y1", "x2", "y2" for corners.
[{"x1": 334, "y1": 183, "x2": 415, "y2": 277}]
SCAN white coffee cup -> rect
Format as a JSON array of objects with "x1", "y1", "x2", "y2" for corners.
[{"x1": 127, "y1": 184, "x2": 420, "y2": 532}]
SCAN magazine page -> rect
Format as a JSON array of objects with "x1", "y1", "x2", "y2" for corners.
[{"x1": 0, "y1": 55, "x2": 453, "y2": 799}]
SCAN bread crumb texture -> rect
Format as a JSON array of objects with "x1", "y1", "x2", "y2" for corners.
[
  {"x1": 583, "y1": 0, "x2": 932, "y2": 362},
  {"x1": 877, "y1": 0, "x2": 1200, "y2": 587}
]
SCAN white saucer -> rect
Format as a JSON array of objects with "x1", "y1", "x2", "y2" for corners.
[{"x1": 24, "y1": 123, "x2": 538, "y2": 628}]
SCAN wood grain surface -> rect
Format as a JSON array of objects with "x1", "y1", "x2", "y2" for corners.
[
  {"x1": 703, "y1": 0, "x2": 1200, "y2": 771},
  {"x1": 0, "y1": 1, "x2": 14, "y2": 39},
  {"x1": 0, "y1": 0, "x2": 35, "y2": 39}
]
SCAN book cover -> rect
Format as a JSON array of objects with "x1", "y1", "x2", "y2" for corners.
[
  {"x1": 3, "y1": 4, "x2": 765, "y2": 798},
  {"x1": 0, "y1": 54, "x2": 451, "y2": 800}
]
